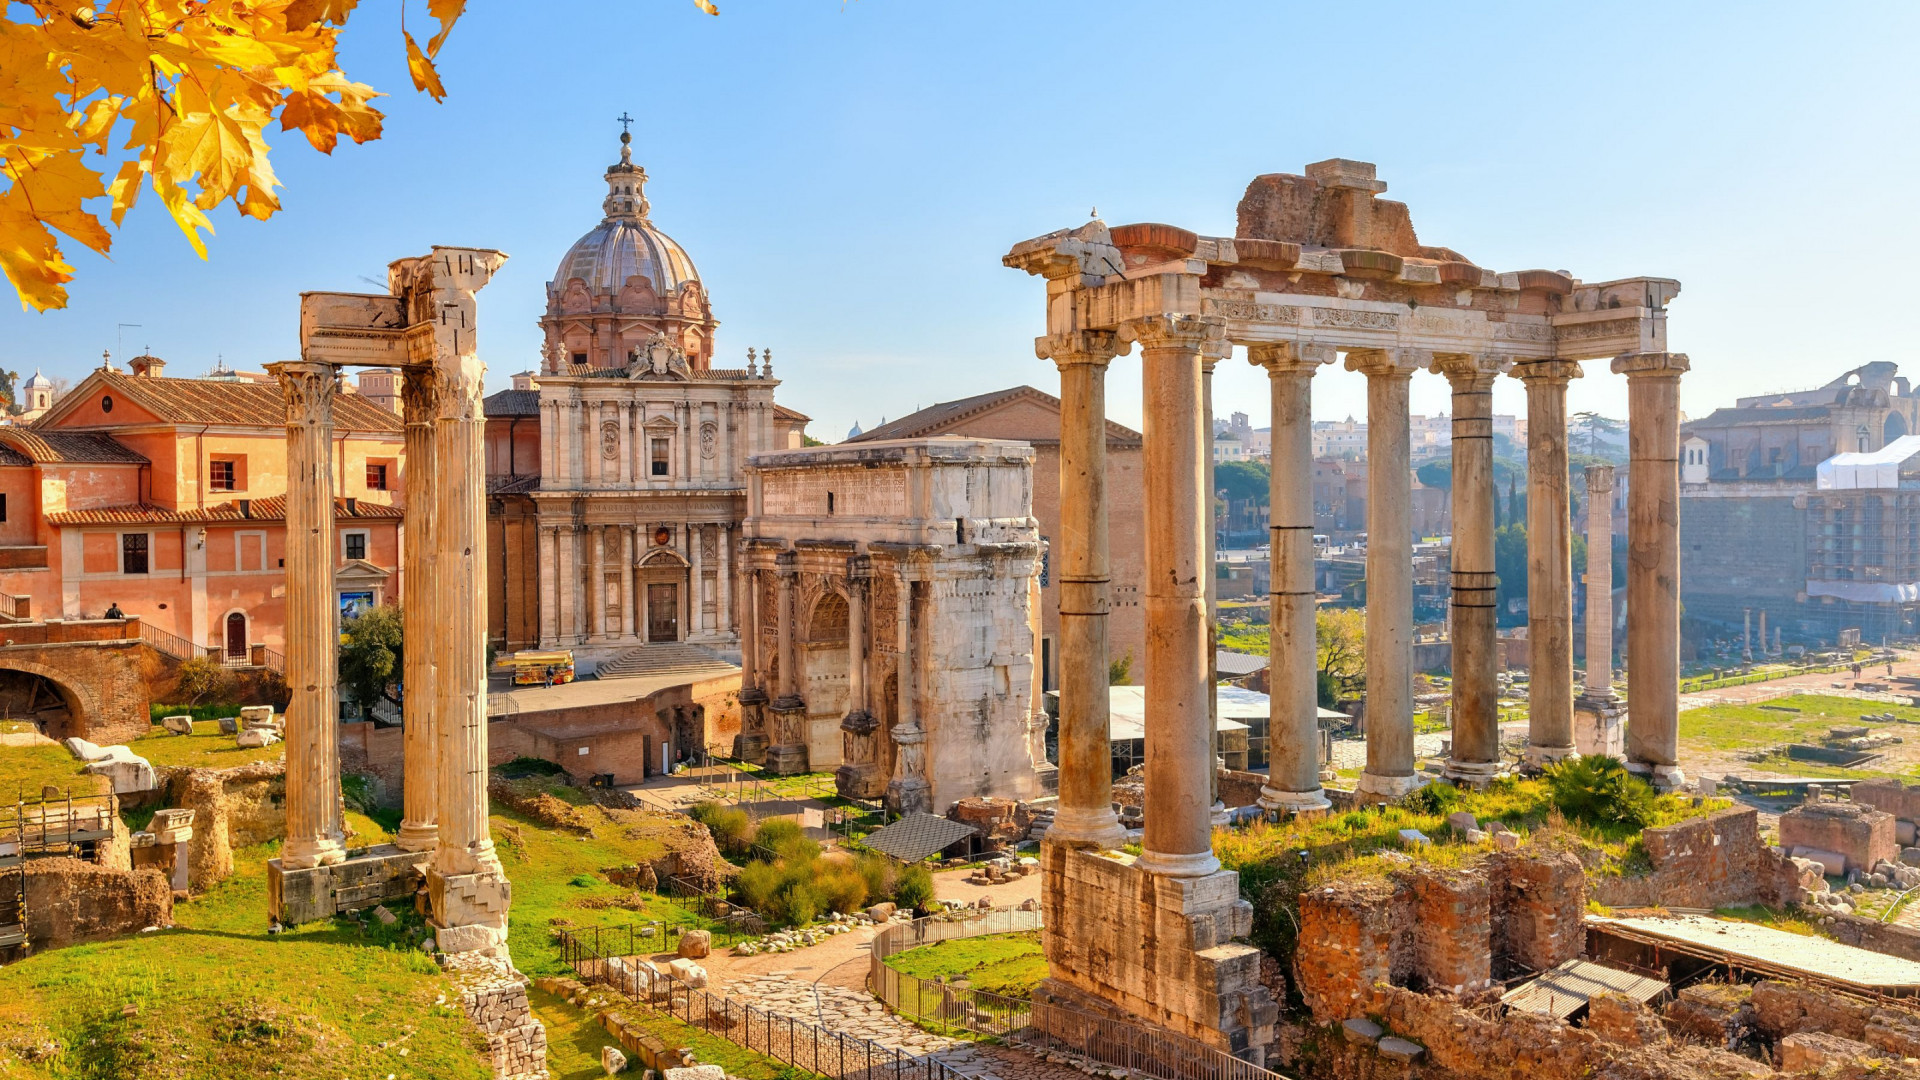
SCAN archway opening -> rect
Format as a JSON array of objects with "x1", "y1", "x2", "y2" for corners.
[
  {"x1": 0, "y1": 669, "x2": 83, "y2": 741},
  {"x1": 804, "y1": 593, "x2": 850, "y2": 769},
  {"x1": 1887, "y1": 412, "x2": 1909, "y2": 444},
  {"x1": 225, "y1": 612, "x2": 248, "y2": 659}
]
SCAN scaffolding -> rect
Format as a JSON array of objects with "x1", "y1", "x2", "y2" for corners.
[{"x1": 0, "y1": 787, "x2": 120, "y2": 954}]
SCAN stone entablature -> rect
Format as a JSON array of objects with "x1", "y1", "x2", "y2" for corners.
[{"x1": 738, "y1": 438, "x2": 1048, "y2": 812}]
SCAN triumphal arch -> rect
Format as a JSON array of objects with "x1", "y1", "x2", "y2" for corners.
[{"x1": 1007, "y1": 159, "x2": 1686, "y2": 1059}]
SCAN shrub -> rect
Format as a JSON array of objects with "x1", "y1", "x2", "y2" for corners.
[
  {"x1": 1408, "y1": 782, "x2": 1460, "y2": 817},
  {"x1": 752, "y1": 817, "x2": 818, "y2": 862},
  {"x1": 1544, "y1": 756, "x2": 1658, "y2": 832},
  {"x1": 779, "y1": 882, "x2": 819, "y2": 926},
  {"x1": 175, "y1": 655, "x2": 234, "y2": 706},
  {"x1": 894, "y1": 864, "x2": 935, "y2": 914},
  {"x1": 688, "y1": 801, "x2": 755, "y2": 857},
  {"x1": 855, "y1": 852, "x2": 897, "y2": 900},
  {"x1": 735, "y1": 860, "x2": 783, "y2": 915},
  {"x1": 815, "y1": 866, "x2": 869, "y2": 915}
]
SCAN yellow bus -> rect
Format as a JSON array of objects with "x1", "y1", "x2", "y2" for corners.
[{"x1": 504, "y1": 650, "x2": 575, "y2": 686}]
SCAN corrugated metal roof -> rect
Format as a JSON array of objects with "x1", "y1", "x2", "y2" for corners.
[
  {"x1": 1502, "y1": 959, "x2": 1669, "y2": 1019},
  {"x1": 1217, "y1": 650, "x2": 1269, "y2": 677},
  {"x1": 861, "y1": 812, "x2": 978, "y2": 864},
  {"x1": 1594, "y1": 914, "x2": 1920, "y2": 992}
]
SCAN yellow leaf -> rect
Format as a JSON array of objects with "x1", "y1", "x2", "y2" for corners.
[
  {"x1": 693, "y1": 0, "x2": 719, "y2": 12},
  {"x1": 0, "y1": 209, "x2": 78, "y2": 312},
  {"x1": 285, "y1": 0, "x2": 360, "y2": 29},
  {"x1": 2, "y1": 149, "x2": 111, "y2": 254},
  {"x1": 426, "y1": 0, "x2": 465, "y2": 56},
  {"x1": 403, "y1": 31, "x2": 446, "y2": 102},
  {"x1": 152, "y1": 171, "x2": 214, "y2": 260},
  {"x1": 106, "y1": 158, "x2": 145, "y2": 225}
]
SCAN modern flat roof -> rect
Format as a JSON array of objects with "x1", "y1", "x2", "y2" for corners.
[
  {"x1": 1502, "y1": 958, "x2": 1669, "y2": 1019},
  {"x1": 1593, "y1": 913, "x2": 1920, "y2": 993}
]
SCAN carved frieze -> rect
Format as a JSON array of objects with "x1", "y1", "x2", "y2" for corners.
[{"x1": 1312, "y1": 307, "x2": 1397, "y2": 331}]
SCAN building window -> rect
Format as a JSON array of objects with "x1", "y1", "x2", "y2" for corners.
[
  {"x1": 0, "y1": 493, "x2": 8, "y2": 522},
  {"x1": 571, "y1": 352, "x2": 588, "y2": 367},
  {"x1": 209, "y1": 460, "x2": 236, "y2": 491},
  {"x1": 344, "y1": 531, "x2": 367, "y2": 561},
  {"x1": 122, "y1": 533, "x2": 148, "y2": 575},
  {"x1": 651, "y1": 438, "x2": 669, "y2": 477},
  {"x1": 366, "y1": 462, "x2": 388, "y2": 490}
]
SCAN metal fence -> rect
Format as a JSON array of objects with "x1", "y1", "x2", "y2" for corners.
[
  {"x1": 868, "y1": 909, "x2": 1289, "y2": 1080},
  {"x1": 662, "y1": 875, "x2": 765, "y2": 940},
  {"x1": 559, "y1": 925, "x2": 962, "y2": 1080}
]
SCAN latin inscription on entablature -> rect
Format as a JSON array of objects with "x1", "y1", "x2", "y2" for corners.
[
  {"x1": 1204, "y1": 296, "x2": 1301, "y2": 324},
  {"x1": 1312, "y1": 307, "x2": 1398, "y2": 331},
  {"x1": 1495, "y1": 321, "x2": 1553, "y2": 344},
  {"x1": 1552, "y1": 317, "x2": 1646, "y2": 344}
]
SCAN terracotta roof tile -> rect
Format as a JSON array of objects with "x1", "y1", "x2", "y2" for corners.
[
  {"x1": 48, "y1": 369, "x2": 402, "y2": 432},
  {"x1": 46, "y1": 496, "x2": 402, "y2": 526},
  {"x1": 0, "y1": 429, "x2": 147, "y2": 464},
  {"x1": 483, "y1": 389, "x2": 541, "y2": 417},
  {"x1": 848, "y1": 385, "x2": 1141, "y2": 446}
]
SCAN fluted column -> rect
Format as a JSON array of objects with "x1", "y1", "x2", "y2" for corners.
[
  {"x1": 718, "y1": 524, "x2": 732, "y2": 638},
  {"x1": 1125, "y1": 314, "x2": 1219, "y2": 878},
  {"x1": 690, "y1": 524, "x2": 705, "y2": 635},
  {"x1": 1743, "y1": 608, "x2": 1753, "y2": 663},
  {"x1": 1583, "y1": 465, "x2": 1617, "y2": 698},
  {"x1": 620, "y1": 527, "x2": 637, "y2": 639},
  {"x1": 395, "y1": 366, "x2": 439, "y2": 853},
  {"x1": 587, "y1": 524, "x2": 606, "y2": 641},
  {"x1": 775, "y1": 557, "x2": 799, "y2": 705},
  {"x1": 415, "y1": 247, "x2": 511, "y2": 956},
  {"x1": 835, "y1": 562, "x2": 880, "y2": 799},
  {"x1": 271, "y1": 360, "x2": 346, "y2": 870},
  {"x1": 1042, "y1": 331, "x2": 1128, "y2": 849},
  {"x1": 1347, "y1": 348, "x2": 1426, "y2": 801},
  {"x1": 741, "y1": 566, "x2": 761, "y2": 691},
  {"x1": 1614, "y1": 351, "x2": 1690, "y2": 790},
  {"x1": 1249, "y1": 342, "x2": 1334, "y2": 812},
  {"x1": 1515, "y1": 359, "x2": 1581, "y2": 767},
  {"x1": 886, "y1": 563, "x2": 931, "y2": 813},
  {"x1": 1202, "y1": 329, "x2": 1228, "y2": 822},
  {"x1": 1435, "y1": 355, "x2": 1505, "y2": 782},
  {"x1": 556, "y1": 525, "x2": 577, "y2": 646}
]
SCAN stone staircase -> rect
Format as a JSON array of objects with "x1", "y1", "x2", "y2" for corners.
[
  {"x1": 593, "y1": 642, "x2": 739, "y2": 682},
  {"x1": 1025, "y1": 806, "x2": 1055, "y2": 842}
]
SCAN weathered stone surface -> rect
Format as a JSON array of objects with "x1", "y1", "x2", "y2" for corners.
[
  {"x1": 1585, "y1": 991, "x2": 1669, "y2": 1048},
  {"x1": 23, "y1": 858, "x2": 170, "y2": 948},
  {"x1": 1664, "y1": 983, "x2": 1752, "y2": 1047},
  {"x1": 601, "y1": 1044, "x2": 627, "y2": 1075},
  {"x1": 1592, "y1": 807, "x2": 1804, "y2": 909},
  {"x1": 667, "y1": 958, "x2": 707, "y2": 988},
  {"x1": 865, "y1": 902, "x2": 895, "y2": 922},
  {"x1": 1779, "y1": 802, "x2": 1897, "y2": 874},
  {"x1": 1778, "y1": 1031, "x2": 1885, "y2": 1072},
  {"x1": 663, "y1": 1066, "x2": 725, "y2": 1080},
  {"x1": 1376, "y1": 1035, "x2": 1424, "y2": 1062},
  {"x1": 236, "y1": 728, "x2": 279, "y2": 749},
  {"x1": 267, "y1": 845, "x2": 430, "y2": 926},
  {"x1": 82, "y1": 749, "x2": 156, "y2": 794},
  {"x1": 1405, "y1": 866, "x2": 1490, "y2": 991},
  {"x1": 676, "y1": 929, "x2": 710, "y2": 959},
  {"x1": 1489, "y1": 848, "x2": 1585, "y2": 974},
  {"x1": 1341, "y1": 1017, "x2": 1383, "y2": 1044},
  {"x1": 161, "y1": 715, "x2": 194, "y2": 735}
]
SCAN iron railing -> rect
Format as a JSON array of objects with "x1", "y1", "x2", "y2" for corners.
[
  {"x1": 868, "y1": 909, "x2": 1289, "y2": 1080},
  {"x1": 559, "y1": 924, "x2": 962, "y2": 1080},
  {"x1": 139, "y1": 621, "x2": 209, "y2": 662}
]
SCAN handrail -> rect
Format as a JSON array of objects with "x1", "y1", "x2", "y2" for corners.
[{"x1": 139, "y1": 621, "x2": 210, "y2": 662}]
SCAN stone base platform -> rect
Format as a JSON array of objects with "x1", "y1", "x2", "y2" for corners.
[
  {"x1": 1038, "y1": 840, "x2": 1276, "y2": 1062},
  {"x1": 1575, "y1": 693, "x2": 1626, "y2": 758},
  {"x1": 268, "y1": 844, "x2": 432, "y2": 926}
]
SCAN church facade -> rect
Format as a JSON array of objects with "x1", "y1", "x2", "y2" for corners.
[{"x1": 484, "y1": 132, "x2": 808, "y2": 659}]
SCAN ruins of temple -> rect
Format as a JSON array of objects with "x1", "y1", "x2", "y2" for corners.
[
  {"x1": 734, "y1": 437, "x2": 1050, "y2": 811},
  {"x1": 1005, "y1": 158, "x2": 1688, "y2": 1057}
]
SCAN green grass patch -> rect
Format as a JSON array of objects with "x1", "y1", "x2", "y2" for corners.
[
  {"x1": 130, "y1": 722, "x2": 285, "y2": 769},
  {"x1": 529, "y1": 986, "x2": 818, "y2": 1080},
  {"x1": 0, "y1": 742, "x2": 104, "y2": 802},
  {"x1": 148, "y1": 703, "x2": 248, "y2": 726},
  {"x1": 1679, "y1": 694, "x2": 1920, "y2": 753},
  {"x1": 1712, "y1": 904, "x2": 1820, "y2": 937},
  {"x1": 885, "y1": 931, "x2": 1047, "y2": 998}
]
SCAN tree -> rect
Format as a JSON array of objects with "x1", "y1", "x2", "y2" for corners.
[
  {"x1": 1315, "y1": 608, "x2": 1365, "y2": 707},
  {"x1": 1415, "y1": 460, "x2": 1452, "y2": 490},
  {"x1": 339, "y1": 603, "x2": 402, "y2": 719},
  {"x1": 1494, "y1": 523, "x2": 1528, "y2": 626},
  {"x1": 175, "y1": 653, "x2": 233, "y2": 705},
  {"x1": 1215, "y1": 460, "x2": 1270, "y2": 504},
  {"x1": 1571, "y1": 412, "x2": 1625, "y2": 458},
  {"x1": 0, "y1": 0, "x2": 720, "y2": 312},
  {"x1": 1108, "y1": 650, "x2": 1133, "y2": 686}
]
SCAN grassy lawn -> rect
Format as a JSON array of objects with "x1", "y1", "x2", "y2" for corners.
[
  {"x1": 0, "y1": 743, "x2": 104, "y2": 802},
  {"x1": 129, "y1": 722, "x2": 286, "y2": 770},
  {"x1": 1678, "y1": 694, "x2": 1920, "y2": 754},
  {"x1": 885, "y1": 931, "x2": 1047, "y2": 998},
  {"x1": 529, "y1": 987, "x2": 817, "y2": 1080}
]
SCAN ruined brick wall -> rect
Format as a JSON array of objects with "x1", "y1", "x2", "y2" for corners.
[
  {"x1": 1217, "y1": 769, "x2": 1268, "y2": 809},
  {"x1": 0, "y1": 639, "x2": 150, "y2": 743},
  {"x1": 449, "y1": 954, "x2": 547, "y2": 1080},
  {"x1": 1821, "y1": 911, "x2": 1920, "y2": 962},
  {"x1": 1778, "y1": 802, "x2": 1897, "y2": 874},
  {"x1": 1850, "y1": 779, "x2": 1920, "y2": 823},
  {"x1": 1295, "y1": 877, "x2": 1398, "y2": 1020},
  {"x1": 1591, "y1": 807, "x2": 1801, "y2": 909},
  {"x1": 23, "y1": 857, "x2": 171, "y2": 948},
  {"x1": 1405, "y1": 869, "x2": 1490, "y2": 992},
  {"x1": 1488, "y1": 849, "x2": 1584, "y2": 975}
]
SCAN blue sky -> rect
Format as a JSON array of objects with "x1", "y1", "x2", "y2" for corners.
[{"x1": 6, "y1": 2, "x2": 1918, "y2": 442}]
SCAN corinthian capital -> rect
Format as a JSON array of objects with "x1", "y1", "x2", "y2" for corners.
[
  {"x1": 1037, "y1": 330, "x2": 1125, "y2": 369},
  {"x1": 1344, "y1": 347, "x2": 1428, "y2": 379},
  {"x1": 1511, "y1": 358, "x2": 1584, "y2": 385},
  {"x1": 1430, "y1": 352, "x2": 1508, "y2": 392},
  {"x1": 1610, "y1": 351, "x2": 1690, "y2": 379},
  {"x1": 1247, "y1": 341, "x2": 1337, "y2": 375},
  {"x1": 1118, "y1": 313, "x2": 1217, "y2": 353},
  {"x1": 269, "y1": 361, "x2": 337, "y2": 427},
  {"x1": 401, "y1": 366, "x2": 441, "y2": 427}
]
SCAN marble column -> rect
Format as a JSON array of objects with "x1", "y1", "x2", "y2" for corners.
[
  {"x1": 1759, "y1": 610, "x2": 1770, "y2": 657},
  {"x1": 717, "y1": 525, "x2": 732, "y2": 638},
  {"x1": 775, "y1": 559, "x2": 798, "y2": 705},
  {"x1": 1583, "y1": 466, "x2": 1617, "y2": 698},
  {"x1": 1515, "y1": 359, "x2": 1581, "y2": 767},
  {"x1": 537, "y1": 525, "x2": 557, "y2": 647},
  {"x1": 272, "y1": 360, "x2": 346, "y2": 871},
  {"x1": 1202, "y1": 330, "x2": 1228, "y2": 822},
  {"x1": 1127, "y1": 314, "x2": 1218, "y2": 878},
  {"x1": 766, "y1": 552, "x2": 809, "y2": 774},
  {"x1": 421, "y1": 249, "x2": 512, "y2": 956},
  {"x1": 689, "y1": 524, "x2": 705, "y2": 634},
  {"x1": 1042, "y1": 331, "x2": 1128, "y2": 849},
  {"x1": 886, "y1": 564, "x2": 931, "y2": 813},
  {"x1": 1614, "y1": 352, "x2": 1690, "y2": 791},
  {"x1": 737, "y1": 563, "x2": 769, "y2": 763},
  {"x1": 587, "y1": 524, "x2": 606, "y2": 641},
  {"x1": 835, "y1": 562, "x2": 881, "y2": 799},
  {"x1": 1347, "y1": 348, "x2": 1425, "y2": 800},
  {"x1": 1249, "y1": 342, "x2": 1334, "y2": 812},
  {"x1": 556, "y1": 526, "x2": 576, "y2": 646},
  {"x1": 1743, "y1": 608, "x2": 1753, "y2": 663},
  {"x1": 620, "y1": 527, "x2": 637, "y2": 639},
  {"x1": 1435, "y1": 355, "x2": 1504, "y2": 782},
  {"x1": 396, "y1": 366, "x2": 439, "y2": 853}
]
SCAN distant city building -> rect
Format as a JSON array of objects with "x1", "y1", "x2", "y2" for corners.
[{"x1": 1681, "y1": 361, "x2": 1920, "y2": 644}]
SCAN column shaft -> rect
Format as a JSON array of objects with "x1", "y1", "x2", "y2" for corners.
[
  {"x1": 1132, "y1": 315, "x2": 1218, "y2": 878},
  {"x1": 537, "y1": 525, "x2": 557, "y2": 647},
  {"x1": 1615, "y1": 352, "x2": 1690, "y2": 786},
  {"x1": 273, "y1": 361, "x2": 346, "y2": 870},
  {"x1": 776, "y1": 563, "x2": 798, "y2": 704},
  {"x1": 620, "y1": 527, "x2": 637, "y2": 639},
  {"x1": 1584, "y1": 466, "x2": 1616, "y2": 696},
  {"x1": 1517, "y1": 361, "x2": 1580, "y2": 765},
  {"x1": 587, "y1": 524, "x2": 605, "y2": 640},
  {"x1": 1046, "y1": 338, "x2": 1127, "y2": 848},
  {"x1": 1436, "y1": 360, "x2": 1502, "y2": 779},
  {"x1": 1251, "y1": 345, "x2": 1331, "y2": 811},
  {"x1": 690, "y1": 524, "x2": 705, "y2": 634},
  {"x1": 718, "y1": 525, "x2": 732, "y2": 637},
  {"x1": 396, "y1": 367, "x2": 439, "y2": 852},
  {"x1": 886, "y1": 566, "x2": 930, "y2": 812},
  {"x1": 740, "y1": 567, "x2": 761, "y2": 690},
  {"x1": 848, "y1": 578, "x2": 867, "y2": 713},
  {"x1": 1349, "y1": 350, "x2": 1420, "y2": 799}
]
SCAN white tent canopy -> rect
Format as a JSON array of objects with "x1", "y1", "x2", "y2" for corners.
[
  {"x1": 1104, "y1": 685, "x2": 1347, "y2": 742},
  {"x1": 1817, "y1": 434, "x2": 1920, "y2": 490}
]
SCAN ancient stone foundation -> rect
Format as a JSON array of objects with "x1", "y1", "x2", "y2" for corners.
[
  {"x1": 24, "y1": 858, "x2": 171, "y2": 949},
  {"x1": 1589, "y1": 806, "x2": 1809, "y2": 910},
  {"x1": 268, "y1": 846, "x2": 432, "y2": 925},
  {"x1": 449, "y1": 953, "x2": 549, "y2": 1080},
  {"x1": 1037, "y1": 841, "x2": 1275, "y2": 1059}
]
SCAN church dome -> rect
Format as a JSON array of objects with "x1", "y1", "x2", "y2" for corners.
[{"x1": 551, "y1": 133, "x2": 701, "y2": 296}]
